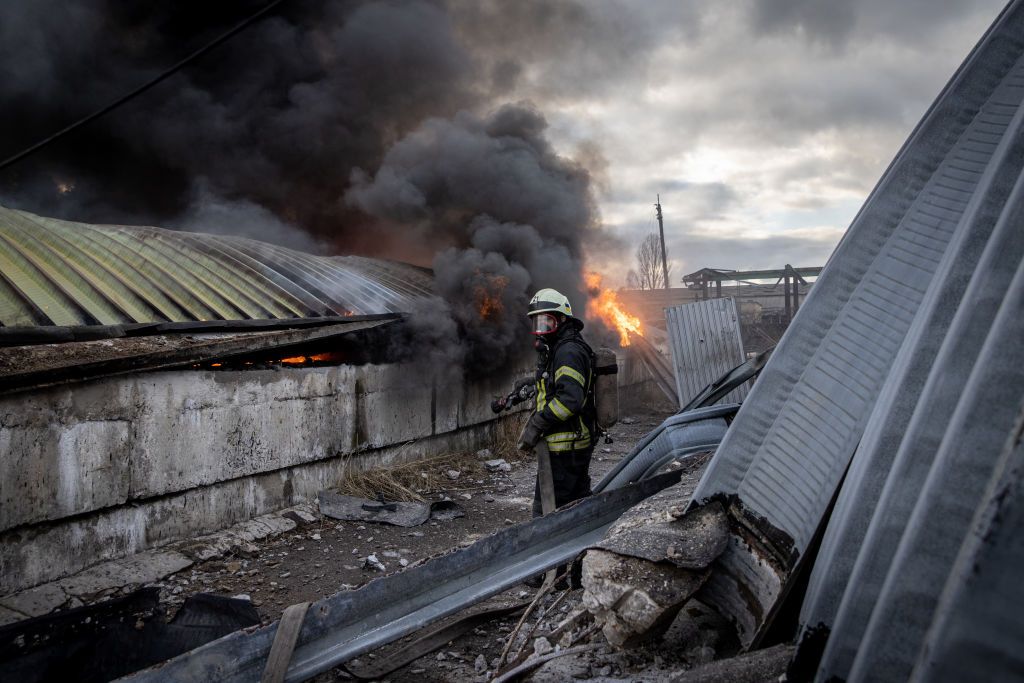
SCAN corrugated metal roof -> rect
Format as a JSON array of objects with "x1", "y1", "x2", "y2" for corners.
[
  {"x1": 0, "y1": 205, "x2": 433, "y2": 327},
  {"x1": 665, "y1": 298, "x2": 748, "y2": 408},
  {"x1": 803, "y1": 57, "x2": 1024, "y2": 680},
  {"x1": 911, "y1": 406, "x2": 1024, "y2": 682},
  {"x1": 684, "y1": 0, "x2": 1024, "y2": 652},
  {"x1": 844, "y1": 229, "x2": 1024, "y2": 682}
]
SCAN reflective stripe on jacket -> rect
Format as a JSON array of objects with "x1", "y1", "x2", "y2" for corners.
[{"x1": 534, "y1": 330, "x2": 594, "y2": 452}]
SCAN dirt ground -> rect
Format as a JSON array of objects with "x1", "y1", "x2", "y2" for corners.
[{"x1": 143, "y1": 402, "x2": 733, "y2": 682}]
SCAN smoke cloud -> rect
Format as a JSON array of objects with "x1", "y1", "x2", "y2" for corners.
[
  {"x1": 0, "y1": 0, "x2": 631, "y2": 373},
  {"x1": 347, "y1": 103, "x2": 608, "y2": 368}
]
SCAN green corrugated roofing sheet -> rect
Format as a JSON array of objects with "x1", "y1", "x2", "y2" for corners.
[{"x1": 0, "y1": 205, "x2": 433, "y2": 327}]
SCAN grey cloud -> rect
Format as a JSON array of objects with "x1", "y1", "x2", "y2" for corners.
[
  {"x1": 667, "y1": 231, "x2": 840, "y2": 276},
  {"x1": 746, "y1": 0, "x2": 995, "y2": 48},
  {"x1": 750, "y1": 0, "x2": 857, "y2": 46},
  {"x1": 450, "y1": 0, "x2": 703, "y2": 102}
]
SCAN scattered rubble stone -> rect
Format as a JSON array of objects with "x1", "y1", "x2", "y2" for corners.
[
  {"x1": 446, "y1": 469, "x2": 461, "y2": 480},
  {"x1": 363, "y1": 555, "x2": 386, "y2": 572},
  {"x1": 282, "y1": 508, "x2": 318, "y2": 526},
  {"x1": 485, "y1": 459, "x2": 512, "y2": 472},
  {"x1": 476, "y1": 448, "x2": 493, "y2": 460},
  {"x1": 534, "y1": 637, "x2": 554, "y2": 656}
]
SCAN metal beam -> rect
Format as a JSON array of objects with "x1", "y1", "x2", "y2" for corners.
[{"x1": 119, "y1": 473, "x2": 685, "y2": 683}]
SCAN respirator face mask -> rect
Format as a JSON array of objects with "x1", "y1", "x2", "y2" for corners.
[{"x1": 531, "y1": 313, "x2": 559, "y2": 336}]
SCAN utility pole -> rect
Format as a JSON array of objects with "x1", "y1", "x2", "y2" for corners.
[{"x1": 655, "y1": 195, "x2": 669, "y2": 289}]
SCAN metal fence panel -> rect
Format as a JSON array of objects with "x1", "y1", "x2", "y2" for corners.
[{"x1": 665, "y1": 298, "x2": 747, "y2": 409}]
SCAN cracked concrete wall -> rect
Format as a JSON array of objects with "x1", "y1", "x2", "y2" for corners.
[{"x1": 0, "y1": 362, "x2": 516, "y2": 594}]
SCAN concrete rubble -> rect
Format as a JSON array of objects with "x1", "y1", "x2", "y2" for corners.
[
  {"x1": 582, "y1": 550, "x2": 709, "y2": 647},
  {"x1": 581, "y1": 454, "x2": 730, "y2": 648}
]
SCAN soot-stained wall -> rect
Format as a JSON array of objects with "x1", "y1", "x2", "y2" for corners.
[{"x1": 0, "y1": 362, "x2": 517, "y2": 595}]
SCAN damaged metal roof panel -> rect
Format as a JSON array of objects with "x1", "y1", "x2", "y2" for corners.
[
  {"x1": 910, "y1": 407, "x2": 1024, "y2": 683},
  {"x1": 0, "y1": 205, "x2": 432, "y2": 327},
  {"x1": 833, "y1": 231, "x2": 1024, "y2": 681},
  {"x1": 665, "y1": 298, "x2": 748, "y2": 409},
  {"x1": 686, "y1": 0, "x2": 1024, "y2": 649},
  {"x1": 801, "y1": 64, "x2": 1024, "y2": 678}
]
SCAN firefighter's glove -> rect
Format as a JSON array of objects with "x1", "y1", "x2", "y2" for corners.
[{"x1": 517, "y1": 413, "x2": 545, "y2": 452}]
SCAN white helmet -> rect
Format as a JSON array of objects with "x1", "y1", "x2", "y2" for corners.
[{"x1": 528, "y1": 288, "x2": 574, "y2": 335}]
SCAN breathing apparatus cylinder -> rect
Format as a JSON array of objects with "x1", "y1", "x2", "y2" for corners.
[{"x1": 593, "y1": 347, "x2": 619, "y2": 429}]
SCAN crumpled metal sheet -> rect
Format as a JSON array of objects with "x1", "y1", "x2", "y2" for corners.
[{"x1": 318, "y1": 492, "x2": 464, "y2": 527}]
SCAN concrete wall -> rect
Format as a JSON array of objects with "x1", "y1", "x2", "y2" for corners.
[
  {"x1": 1, "y1": 351, "x2": 655, "y2": 596},
  {"x1": 0, "y1": 363, "x2": 517, "y2": 595}
]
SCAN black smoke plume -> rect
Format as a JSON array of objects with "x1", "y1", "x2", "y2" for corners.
[{"x1": 0, "y1": 0, "x2": 621, "y2": 373}]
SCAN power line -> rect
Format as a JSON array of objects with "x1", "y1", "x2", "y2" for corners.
[{"x1": 0, "y1": 0, "x2": 287, "y2": 173}]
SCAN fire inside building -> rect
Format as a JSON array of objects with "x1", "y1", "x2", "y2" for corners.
[{"x1": 2, "y1": 1, "x2": 1024, "y2": 682}]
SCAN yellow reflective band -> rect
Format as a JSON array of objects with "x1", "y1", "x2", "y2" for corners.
[
  {"x1": 546, "y1": 434, "x2": 592, "y2": 451},
  {"x1": 536, "y1": 379, "x2": 547, "y2": 411},
  {"x1": 555, "y1": 365, "x2": 586, "y2": 387},
  {"x1": 548, "y1": 397, "x2": 572, "y2": 420}
]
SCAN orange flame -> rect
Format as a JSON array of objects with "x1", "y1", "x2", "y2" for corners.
[
  {"x1": 278, "y1": 353, "x2": 341, "y2": 366},
  {"x1": 585, "y1": 272, "x2": 643, "y2": 346},
  {"x1": 473, "y1": 272, "x2": 509, "y2": 321}
]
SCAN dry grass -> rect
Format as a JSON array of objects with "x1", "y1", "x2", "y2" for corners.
[{"x1": 336, "y1": 411, "x2": 533, "y2": 503}]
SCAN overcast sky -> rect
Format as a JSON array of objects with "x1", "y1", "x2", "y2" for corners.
[
  {"x1": 0, "y1": 0, "x2": 1010, "y2": 291},
  {"x1": 485, "y1": 0, "x2": 1008, "y2": 284}
]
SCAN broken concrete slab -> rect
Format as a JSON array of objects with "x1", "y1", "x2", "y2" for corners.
[
  {"x1": 582, "y1": 549, "x2": 710, "y2": 647},
  {"x1": 0, "y1": 582, "x2": 67, "y2": 620},
  {"x1": 58, "y1": 550, "x2": 193, "y2": 602},
  {"x1": 174, "y1": 510, "x2": 298, "y2": 562},
  {"x1": 0, "y1": 604, "x2": 25, "y2": 628},
  {"x1": 318, "y1": 491, "x2": 464, "y2": 527},
  {"x1": 596, "y1": 501, "x2": 728, "y2": 569},
  {"x1": 281, "y1": 508, "x2": 318, "y2": 526}
]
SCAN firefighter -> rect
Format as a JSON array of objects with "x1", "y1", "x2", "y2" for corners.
[{"x1": 517, "y1": 288, "x2": 596, "y2": 517}]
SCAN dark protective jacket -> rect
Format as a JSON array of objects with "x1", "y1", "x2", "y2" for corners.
[{"x1": 533, "y1": 324, "x2": 596, "y2": 453}]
